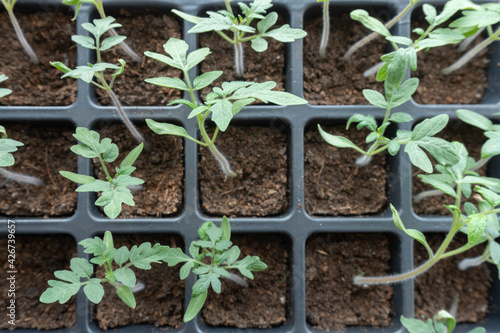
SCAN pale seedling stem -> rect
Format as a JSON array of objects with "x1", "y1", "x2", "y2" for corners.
[
  {"x1": 457, "y1": 27, "x2": 485, "y2": 52},
  {"x1": 344, "y1": 0, "x2": 419, "y2": 61},
  {"x1": 2, "y1": 0, "x2": 39, "y2": 64},
  {"x1": 319, "y1": 0, "x2": 330, "y2": 59},
  {"x1": 355, "y1": 182, "x2": 500, "y2": 285},
  {"x1": 0, "y1": 167, "x2": 45, "y2": 186},
  {"x1": 442, "y1": 25, "x2": 500, "y2": 75},
  {"x1": 224, "y1": 0, "x2": 246, "y2": 78}
]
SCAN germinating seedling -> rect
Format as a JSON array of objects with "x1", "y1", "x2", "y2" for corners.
[
  {"x1": 40, "y1": 231, "x2": 169, "y2": 308},
  {"x1": 0, "y1": 75, "x2": 44, "y2": 186},
  {"x1": 144, "y1": 38, "x2": 307, "y2": 177},
  {"x1": 62, "y1": 0, "x2": 141, "y2": 63},
  {"x1": 344, "y1": 0, "x2": 420, "y2": 62},
  {"x1": 1, "y1": 0, "x2": 38, "y2": 64},
  {"x1": 52, "y1": 17, "x2": 148, "y2": 149},
  {"x1": 172, "y1": 0, "x2": 306, "y2": 78},
  {"x1": 162, "y1": 216, "x2": 267, "y2": 322},
  {"x1": 401, "y1": 309, "x2": 485, "y2": 333},
  {"x1": 60, "y1": 127, "x2": 144, "y2": 219}
]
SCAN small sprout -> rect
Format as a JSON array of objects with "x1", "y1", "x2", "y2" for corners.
[
  {"x1": 317, "y1": 0, "x2": 330, "y2": 59},
  {"x1": 1, "y1": 0, "x2": 38, "y2": 64},
  {"x1": 0, "y1": 75, "x2": 44, "y2": 186},
  {"x1": 60, "y1": 127, "x2": 144, "y2": 219},
  {"x1": 162, "y1": 216, "x2": 267, "y2": 322},
  {"x1": 344, "y1": 0, "x2": 420, "y2": 61},
  {"x1": 173, "y1": 0, "x2": 306, "y2": 78},
  {"x1": 144, "y1": 38, "x2": 307, "y2": 177},
  {"x1": 40, "y1": 231, "x2": 170, "y2": 308},
  {"x1": 401, "y1": 309, "x2": 485, "y2": 333},
  {"x1": 51, "y1": 17, "x2": 149, "y2": 149},
  {"x1": 62, "y1": 0, "x2": 141, "y2": 62}
]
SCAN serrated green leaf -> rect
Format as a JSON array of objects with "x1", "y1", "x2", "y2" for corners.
[
  {"x1": 411, "y1": 115, "x2": 449, "y2": 141},
  {"x1": 70, "y1": 257, "x2": 93, "y2": 278},
  {"x1": 456, "y1": 109, "x2": 493, "y2": 131},
  {"x1": 490, "y1": 241, "x2": 500, "y2": 264},
  {"x1": 71, "y1": 35, "x2": 95, "y2": 49},
  {"x1": 419, "y1": 174, "x2": 457, "y2": 198},
  {"x1": 163, "y1": 247, "x2": 192, "y2": 266},
  {"x1": 210, "y1": 100, "x2": 233, "y2": 131},
  {"x1": 390, "y1": 78, "x2": 419, "y2": 108},
  {"x1": 482, "y1": 132, "x2": 500, "y2": 159},
  {"x1": 193, "y1": 71, "x2": 223, "y2": 90},
  {"x1": 467, "y1": 214, "x2": 488, "y2": 245},
  {"x1": 54, "y1": 270, "x2": 80, "y2": 284},
  {"x1": 417, "y1": 137, "x2": 459, "y2": 167},
  {"x1": 405, "y1": 142, "x2": 433, "y2": 173},
  {"x1": 40, "y1": 280, "x2": 81, "y2": 304},
  {"x1": 362, "y1": 89, "x2": 387, "y2": 109},
  {"x1": 114, "y1": 246, "x2": 130, "y2": 266},
  {"x1": 391, "y1": 204, "x2": 433, "y2": 257},
  {"x1": 101, "y1": 35, "x2": 126, "y2": 51},
  {"x1": 350, "y1": 9, "x2": 391, "y2": 37},
  {"x1": 76, "y1": 179, "x2": 109, "y2": 193}
]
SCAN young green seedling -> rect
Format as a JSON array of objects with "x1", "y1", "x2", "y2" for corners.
[
  {"x1": 1, "y1": 0, "x2": 38, "y2": 64},
  {"x1": 0, "y1": 75, "x2": 44, "y2": 186},
  {"x1": 442, "y1": 2, "x2": 500, "y2": 74},
  {"x1": 62, "y1": 0, "x2": 141, "y2": 63},
  {"x1": 401, "y1": 309, "x2": 485, "y2": 333},
  {"x1": 317, "y1": 0, "x2": 330, "y2": 59},
  {"x1": 172, "y1": 0, "x2": 306, "y2": 78},
  {"x1": 344, "y1": 0, "x2": 420, "y2": 61},
  {"x1": 144, "y1": 38, "x2": 307, "y2": 177},
  {"x1": 60, "y1": 127, "x2": 144, "y2": 219},
  {"x1": 51, "y1": 17, "x2": 148, "y2": 149},
  {"x1": 162, "y1": 216, "x2": 267, "y2": 322},
  {"x1": 40, "y1": 231, "x2": 170, "y2": 308}
]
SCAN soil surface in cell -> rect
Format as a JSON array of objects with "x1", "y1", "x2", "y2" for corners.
[
  {"x1": 305, "y1": 125, "x2": 388, "y2": 216},
  {"x1": 414, "y1": 234, "x2": 491, "y2": 322},
  {"x1": 199, "y1": 16, "x2": 286, "y2": 100},
  {"x1": 412, "y1": 124, "x2": 486, "y2": 216},
  {"x1": 411, "y1": 11, "x2": 490, "y2": 104},
  {"x1": 303, "y1": 11, "x2": 387, "y2": 105},
  {"x1": 94, "y1": 123, "x2": 184, "y2": 217},
  {"x1": 0, "y1": 11, "x2": 77, "y2": 106},
  {"x1": 202, "y1": 234, "x2": 288, "y2": 328},
  {"x1": 199, "y1": 125, "x2": 288, "y2": 217},
  {"x1": 95, "y1": 234, "x2": 184, "y2": 330},
  {"x1": 0, "y1": 235, "x2": 76, "y2": 329},
  {"x1": 306, "y1": 233, "x2": 393, "y2": 330},
  {"x1": 0, "y1": 124, "x2": 77, "y2": 217},
  {"x1": 97, "y1": 10, "x2": 182, "y2": 106}
]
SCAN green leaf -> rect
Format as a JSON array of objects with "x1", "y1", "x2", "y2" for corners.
[
  {"x1": 405, "y1": 142, "x2": 433, "y2": 173},
  {"x1": 350, "y1": 9, "x2": 391, "y2": 37},
  {"x1": 54, "y1": 270, "x2": 80, "y2": 284},
  {"x1": 193, "y1": 71, "x2": 223, "y2": 90},
  {"x1": 70, "y1": 257, "x2": 93, "y2": 278},
  {"x1": 171, "y1": 9, "x2": 202, "y2": 25},
  {"x1": 384, "y1": 49, "x2": 408, "y2": 102},
  {"x1": 257, "y1": 11, "x2": 277, "y2": 34},
  {"x1": 435, "y1": 310, "x2": 456, "y2": 333},
  {"x1": 474, "y1": 186, "x2": 500, "y2": 207},
  {"x1": 186, "y1": 47, "x2": 211, "y2": 71},
  {"x1": 386, "y1": 36, "x2": 413, "y2": 46},
  {"x1": 411, "y1": 115, "x2": 449, "y2": 141},
  {"x1": 389, "y1": 113, "x2": 413, "y2": 123},
  {"x1": 83, "y1": 280, "x2": 105, "y2": 304},
  {"x1": 59, "y1": 171, "x2": 96, "y2": 184},
  {"x1": 423, "y1": 4, "x2": 437, "y2": 25},
  {"x1": 117, "y1": 285, "x2": 136, "y2": 308},
  {"x1": 401, "y1": 315, "x2": 433, "y2": 333},
  {"x1": 120, "y1": 143, "x2": 143, "y2": 169},
  {"x1": 115, "y1": 267, "x2": 136, "y2": 288},
  {"x1": 188, "y1": 11, "x2": 234, "y2": 34},
  {"x1": 221, "y1": 216, "x2": 231, "y2": 241},
  {"x1": 456, "y1": 109, "x2": 493, "y2": 131},
  {"x1": 71, "y1": 35, "x2": 95, "y2": 49},
  {"x1": 145, "y1": 77, "x2": 188, "y2": 90},
  {"x1": 391, "y1": 204, "x2": 433, "y2": 257},
  {"x1": 450, "y1": 9, "x2": 500, "y2": 29},
  {"x1": 388, "y1": 141, "x2": 401, "y2": 155},
  {"x1": 163, "y1": 247, "x2": 192, "y2": 266},
  {"x1": 346, "y1": 114, "x2": 377, "y2": 131},
  {"x1": 76, "y1": 179, "x2": 109, "y2": 193},
  {"x1": 362, "y1": 89, "x2": 387, "y2": 109},
  {"x1": 467, "y1": 214, "x2": 488, "y2": 245},
  {"x1": 183, "y1": 290, "x2": 207, "y2": 322},
  {"x1": 210, "y1": 100, "x2": 233, "y2": 131},
  {"x1": 40, "y1": 280, "x2": 81, "y2": 304},
  {"x1": 114, "y1": 246, "x2": 130, "y2": 266},
  {"x1": 482, "y1": 132, "x2": 500, "y2": 159},
  {"x1": 390, "y1": 78, "x2": 419, "y2": 108},
  {"x1": 146, "y1": 119, "x2": 195, "y2": 141},
  {"x1": 318, "y1": 125, "x2": 365, "y2": 154},
  {"x1": 263, "y1": 24, "x2": 307, "y2": 42},
  {"x1": 418, "y1": 174, "x2": 457, "y2": 198},
  {"x1": 251, "y1": 37, "x2": 268, "y2": 52},
  {"x1": 490, "y1": 241, "x2": 500, "y2": 264},
  {"x1": 417, "y1": 137, "x2": 459, "y2": 167},
  {"x1": 101, "y1": 35, "x2": 126, "y2": 51}
]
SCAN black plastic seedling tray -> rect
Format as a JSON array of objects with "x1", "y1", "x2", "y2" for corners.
[{"x1": 1, "y1": 0, "x2": 500, "y2": 332}]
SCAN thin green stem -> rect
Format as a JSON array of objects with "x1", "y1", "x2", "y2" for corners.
[
  {"x1": 442, "y1": 25, "x2": 500, "y2": 75},
  {"x1": 319, "y1": 0, "x2": 330, "y2": 59},
  {"x1": 5, "y1": 6, "x2": 38, "y2": 64},
  {"x1": 357, "y1": 103, "x2": 393, "y2": 165},
  {"x1": 344, "y1": 0, "x2": 419, "y2": 61},
  {"x1": 97, "y1": 155, "x2": 113, "y2": 182}
]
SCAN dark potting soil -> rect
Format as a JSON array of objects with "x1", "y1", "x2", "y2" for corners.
[
  {"x1": 304, "y1": 125, "x2": 388, "y2": 216},
  {"x1": 0, "y1": 235, "x2": 76, "y2": 330},
  {"x1": 0, "y1": 124, "x2": 77, "y2": 217},
  {"x1": 199, "y1": 18, "x2": 286, "y2": 100},
  {"x1": 411, "y1": 11, "x2": 489, "y2": 105},
  {"x1": 0, "y1": 11, "x2": 77, "y2": 106},
  {"x1": 94, "y1": 123, "x2": 184, "y2": 217},
  {"x1": 412, "y1": 124, "x2": 486, "y2": 216},
  {"x1": 198, "y1": 126, "x2": 288, "y2": 217},
  {"x1": 303, "y1": 12, "x2": 388, "y2": 105},
  {"x1": 202, "y1": 234, "x2": 288, "y2": 328},
  {"x1": 306, "y1": 233, "x2": 393, "y2": 330},
  {"x1": 97, "y1": 10, "x2": 182, "y2": 106},
  {"x1": 414, "y1": 234, "x2": 491, "y2": 322},
  {"x1": 94, "y1": 234, "x2": 184, "y2": 330}
]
